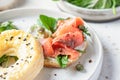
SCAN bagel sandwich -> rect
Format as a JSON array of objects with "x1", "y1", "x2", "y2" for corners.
[{"x1": 30, "y1": 15, "x2": 90, "y2": 68}]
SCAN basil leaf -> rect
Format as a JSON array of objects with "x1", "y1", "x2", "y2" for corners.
[
  {"x1": 0, "y1": 21, "x2": 18, "y2": 33},
  {"x1": 38, "y1": 15, "x2": 57, "y2": 33},
  {"x1": 56, "y1": 55, "x2": 68, "y2": 68}
]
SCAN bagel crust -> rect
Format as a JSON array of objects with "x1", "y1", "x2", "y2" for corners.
[{"x1": 0, "y1": 30, "x2": 44, "y2": 80}]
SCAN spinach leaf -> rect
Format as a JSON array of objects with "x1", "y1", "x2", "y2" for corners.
[
  {"x1": 93, "y1": 0, "x2": 105, "y2": 9},
  {"x1": 112, "y1": 0, "x2": 117, "y2": 14},
  {"x1": 116, "y1": 0, "x2": 120, "y2": 6},
  {"x1": 66, "y1": 0, "x2": 120, "y2": 14},
  {"x1": 76, "y1": 49, "x2": 86, "y2": 54},
  {"x1": 67, "y1": 0, "x2": 93, "y2": 8},
  {"x1": 79, "y1": 26, "x2": 91, "y2": 36},
  {"x1": 56, "y1": 55, "x2": 68, "y2": 68},
  {"x1": 38, "y1": 15, "x2": 57, "y2": 33},
  {"x1": 0, "y1": 55, "x2": 8, "y2": 66},
  {"x1": 105, "y1": 0, "x2": 112, "y2": 8},
  {"x1": 0, "y1": 21, "x2": 17, "y2": 33}
]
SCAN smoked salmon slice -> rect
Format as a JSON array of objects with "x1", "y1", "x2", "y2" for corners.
[
  {"x1": 52, "y1": 31, "x2": 84, "y2": 48},
  {"x1": 53, "y1": 17, "x2": 84, "y2": 37},
  {"x1": 52, "y1": 43, "x2": 80, "y2": 60},
  {"x1": 42, "y1": 38, "x2": 54, "y2": 57},
  {"x1": 75, "y1": 17, "x2": 84, "y2": 28}
]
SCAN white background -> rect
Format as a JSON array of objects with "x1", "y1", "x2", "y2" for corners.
[{"x1": 1, "y1": 0, "x2": 120, "y2": 80}]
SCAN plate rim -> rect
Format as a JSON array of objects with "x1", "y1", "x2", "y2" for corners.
[{"x1": 0, "y1": 8, "x2": 103, "y2": 80}]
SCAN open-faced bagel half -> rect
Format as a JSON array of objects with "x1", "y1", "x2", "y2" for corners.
[
  {"x1": 30, "y1": 16, "x2": 89, "y2": 68},
  {"x1": 0, "y1": 30, "x2": 44, "y2": 80}
]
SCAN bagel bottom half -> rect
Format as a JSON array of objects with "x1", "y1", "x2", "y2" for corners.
[
  {"x1": 44, "y1": 41, "x2": 88, "y2": 68},
  {"x1": 0, "y1": 30, "x2": 44, "y2": 80}
]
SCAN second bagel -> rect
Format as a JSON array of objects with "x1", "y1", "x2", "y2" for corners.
[{"x1": 0, "y1": 30, "x2": 44, "y2": 80}]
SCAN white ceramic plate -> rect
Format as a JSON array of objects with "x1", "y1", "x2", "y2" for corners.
[
  {"x1": 0, "y1": 8, "x2": 103, "y2": 80},
  {"x1": 57, "y1": 0, "x2": 120, "y2": 22}
]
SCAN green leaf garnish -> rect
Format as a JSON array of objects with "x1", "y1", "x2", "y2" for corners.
[
  {"x1": 0, "y1": 55, "x2": 18, "y2": 67},
  {"x1": 0, "y1": 55, "x2": 8, "y2": 66},
  {"x1": 38, "y1": 15, "x2": 57, "y2": 33},
  {"x1": 56, "y1": 55, "x2": 68, "y2": 68},
  {"x1": 79, "y1": 26, "x2": 91, "y2": 36},
  {"x1": 0, "y1": 21, "x2": 18, "y2": 33},
  {"x1": 76, "y1": 49, "x2": 86, "y2": 54}
]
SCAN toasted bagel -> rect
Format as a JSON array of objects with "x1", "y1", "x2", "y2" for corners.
[{"x1": 0, "y1": 30, "x2": 44, "y2": 80}]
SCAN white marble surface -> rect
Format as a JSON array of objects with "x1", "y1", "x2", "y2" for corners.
[{"x1": 1, "y1": 0, "x2": 120, "y2": 80}]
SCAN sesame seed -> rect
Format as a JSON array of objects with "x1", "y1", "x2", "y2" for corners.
[
  {"x1": 30, "y1": 56, "x2": 32, "y2": 58},
  {"x1": 0, "y1": 75, "x2": 3, "y2": 78},
  {"x1": 105, "y1": 76, "x2": 108, "y2": 79},
  {"x1": 26, "y1": 35, "x2": 29, "y2": 37},
  {"x1": 26, "y1": 43, "x2": 30, "y2": 46},
  {"x1": 5, "y1": 39, "x2": 8, "y2": 41},
  {"x1": 23, "y1": 38, "x2": 27, "y2": 41},
  {"x1": 10, "y1": 36, "x2": 14, "y2": 40},
  {"x1": 3, "y1": 72, "x2": 7, "y2": 75},
  {"x1": 16, "y1": 63, "x2": 19, "y2": 65},
  {"x1": 11, "y1": 66, "x2": 14, "y2": 68},
  {"x1": 18, "y1": 37, "x2": 21, "y2": 39},
  {"x1": 3, "y1": 77, "x2": 6, "y2": 79},
  {"x1": 25, "y1": 60, "x2": 29, "y2": 63},
  {"x1": 54, "y1": 74, "x2": 57, "y2": 76},
  {"x1": 89, "y1": 59, "x2": 92, "y2": 63}
]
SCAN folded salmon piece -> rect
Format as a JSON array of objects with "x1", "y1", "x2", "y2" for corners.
[
  {"x1": 52, "y1": 31, "x2": 84, "y2": 48},
  {"x1": 52, "y1": 42, "x2": 80, "y2": 60},
  {"x1": 42, "y1": 37, "x2": 80, "y2": 60},
  {"x1": 42, "y1": 38, "x2": 54, "y2": 57},
  {"x1": 43, "y1": 31, "x2": 83, "y2": 60},
  {"x1": 53, "y1": 17, "x2": 84, "y2": 37}
]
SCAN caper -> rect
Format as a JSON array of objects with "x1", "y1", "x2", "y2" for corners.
[{"x1": 75, "y1": 64, "x2": 84, "y2": 71}]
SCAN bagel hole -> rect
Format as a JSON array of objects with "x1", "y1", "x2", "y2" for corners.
[{"x1": 0, "y1": 55, "x2": 18, "y2": 68}]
